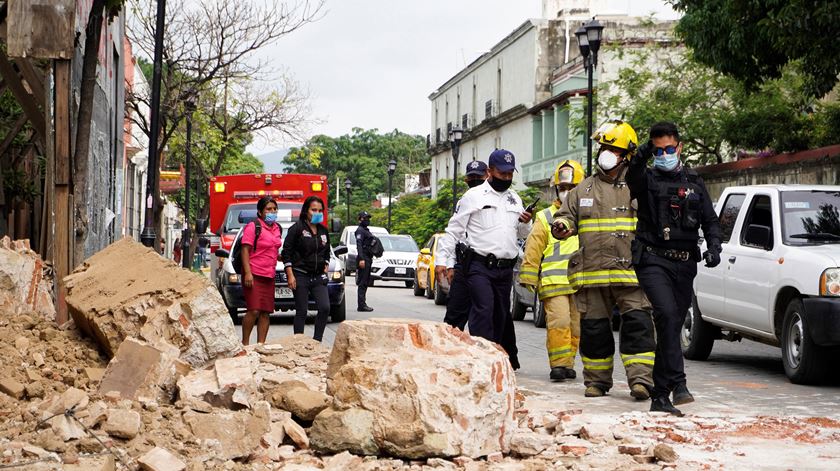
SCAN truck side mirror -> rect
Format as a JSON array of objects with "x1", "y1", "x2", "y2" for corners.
[
  {"x1": 744, "y1": 224, "x2": 772, "y2": 250},
  {"x1": 215, "y1": 248, "x2": 230, "y2": 258},
  {"x1": 196, "y1": 218, "x2": 208, "y2": 234},
  {"x1": 333, "y1": 245, "x2": 348, "y2": 256}
]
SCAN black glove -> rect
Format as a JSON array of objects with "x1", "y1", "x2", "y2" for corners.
[
  {"x1": 702, "y1": 244, "x2": 721, "y2": 268},
  {"x1": 636, "y1": 139, "x2": 654, "y2": 161}
]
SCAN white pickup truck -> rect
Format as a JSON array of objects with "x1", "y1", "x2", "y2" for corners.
[{"x1": 682, "y1": 184, "x2": 840, "y2": 384}]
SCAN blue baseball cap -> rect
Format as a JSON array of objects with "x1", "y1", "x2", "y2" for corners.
[
  {"x1": 465, "y1": 160, "x2": 487, "y2": 176},
  {"x1": 488, "y1": 149, "x2": 516, "y2": 172}
]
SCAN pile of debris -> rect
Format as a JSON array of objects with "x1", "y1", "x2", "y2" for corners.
[{"x1": 2, "y1": 237, "x2": 838, "y2": 470}]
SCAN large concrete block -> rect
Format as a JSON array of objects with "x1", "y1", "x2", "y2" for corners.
[
  {"x1": 64, "y1": 238, "x2": 240, "y2": 368},
  {"x1": 310, "y1": 319, "x2": 517, "y2": 459},
  {"x1": 0, "y1": 236, "x2": 55, "y2": 320},
  {"x1": 98, "y1": 337, "x2": 190, "y2": 403}
]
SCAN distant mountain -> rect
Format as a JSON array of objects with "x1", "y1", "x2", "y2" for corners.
[{"x1": 256, "y1": 149, "x2": 289, "y2": 173}]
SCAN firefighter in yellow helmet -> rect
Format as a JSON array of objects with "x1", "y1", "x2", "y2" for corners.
[
  {"x1": 520, "y1": 160, "x2": 584, "y2": 381},
  {"x1": 551, "y1": 119, "x2": 656, "y2": 400}
]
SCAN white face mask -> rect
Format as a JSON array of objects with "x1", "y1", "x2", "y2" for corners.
[
  {"x1": 557, "y1": 190, "x2": 569, "y2": 205},
  {"x1": 597, "y1": 150, "x2": 620, "y2": 171}
]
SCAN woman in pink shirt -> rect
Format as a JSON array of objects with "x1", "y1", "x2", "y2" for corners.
[{"x1": 240, "y1": 196, "x2": 283, "y2": 345}]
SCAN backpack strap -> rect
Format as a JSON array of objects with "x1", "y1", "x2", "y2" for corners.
[{"x1": 253, "y1": 220, "x2": 262, "y2": 252}]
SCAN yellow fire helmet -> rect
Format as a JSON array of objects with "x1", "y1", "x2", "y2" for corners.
[
  {"x1": 592, "y1": 119, "x2": 638, "y2": 155},
  {"x1": 552, "y1": 159, "x2": 584, "y2": 187}
]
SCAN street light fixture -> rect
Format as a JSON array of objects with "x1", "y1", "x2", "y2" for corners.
[
  {"x1": 449, "y1": 126, "x2": 463, "y2": 214},
  {"x1": 181, "y1": 94, "x2": 197, "y2": 268},
  {"x1": 576, "y1": 18, "x2": 604, "y2": 176},
  {"x1": 344, "y1": 178, "x2": 352, "y2": 226},
  {"x1": 387, "y1": 159, "x2": 397, "y2": 232}
]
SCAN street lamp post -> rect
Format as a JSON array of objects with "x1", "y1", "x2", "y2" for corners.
[
  {"x1": 344, "y1": 178, "x2": 352, "y2": 226},
  {"x1": 140, "y1": 0, "x2": 167, "y2": 248},
  {"x1": 449, "y1": 126, "x2": 463, "y2": 214},
  {"x1": 387, "y1": 159, "x2": 397, "y2": 232},
  {"x1": 576, "y1": 18, "x2": 604, "y2": 176},
  {"x1": 181, "y1": 95, "x2": 196, "y2": 268}
]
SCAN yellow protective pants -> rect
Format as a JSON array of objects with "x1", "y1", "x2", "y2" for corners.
[{"x1": 544, "y1": 294, "x2": 580, "y2": 368}]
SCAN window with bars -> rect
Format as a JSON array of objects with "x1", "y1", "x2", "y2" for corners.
[
  {"x1": 485, "y1": 100, "x2": 494, "y2": 119},
  {"x1": 462, "y1": 114, "x2": 469, "y2": 129}
]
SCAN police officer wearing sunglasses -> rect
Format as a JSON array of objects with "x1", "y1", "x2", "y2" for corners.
[{"x1": 628, "y1": 122, "x2": 722, "y2": 416}]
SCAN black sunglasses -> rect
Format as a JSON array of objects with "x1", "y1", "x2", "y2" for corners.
[{"x1": 653, "y1": 145, "x2": 679, "y2": 156}]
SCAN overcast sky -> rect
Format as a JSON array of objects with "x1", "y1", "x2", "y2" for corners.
[{"x1": 249, "y1": 0, "x2": 679, "y2": 154}]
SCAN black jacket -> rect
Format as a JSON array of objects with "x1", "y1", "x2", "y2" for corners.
[
  {"x1": 355, "y1": 225, "x2": 374, "y2": 261},
  {"x1": 281, "y1": 221, "x2": 331, "y2": 275},
  {"x1": 627, "y1": 156, "x2": 722, "y2": 252}
]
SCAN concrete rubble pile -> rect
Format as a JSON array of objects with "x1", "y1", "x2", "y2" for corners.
[
  {"x1": 3, "y1": 238, "x2": 838, "y2": 469},
  {"x1": 0, "y1": 236, "x2": 55, "y2": 321}
]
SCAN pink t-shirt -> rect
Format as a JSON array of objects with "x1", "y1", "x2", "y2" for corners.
[{"x1": 241, "y1": 219, "x2": 282, "y2": 278}]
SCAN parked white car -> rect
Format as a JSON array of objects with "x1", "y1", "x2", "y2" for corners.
[
  {"x1": 685, "y1": 184, "x2": 840, "y2": 384},
  {"x1": 338, "y1": 225, "x2": 389, "y2": 274},
  {"x1": 370, "y1": 234, "x2": 419, "y2": 288}
]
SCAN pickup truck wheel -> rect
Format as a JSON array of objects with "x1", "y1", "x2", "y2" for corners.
[
  {"x1": 782, "y1": 298, "x2": 829, "y2": 384},
  {"x1": 533, "y1": 301, "x2": 547, "y2": 328},
  {"x1": 681, "y1": 293, "x2": 718, "y2": 361},
  {"x1": 510, "y1": 289, "x2": 527, "y2": 321},
  {"x1": 425, "y1": 276, "x2": 434, "y2": 299},
  {"x1": 413, "y1": 275, "x2": 425, "y2": 296},
  {"x1": 434, "y1": 279, "x2": 447, "y2": 306},
  {"x1": 329, "y1": 297, "x2": 346, "y2": 323},
  {"x1": 405, "y1": 280, "x2": 414, "y2": 289}
]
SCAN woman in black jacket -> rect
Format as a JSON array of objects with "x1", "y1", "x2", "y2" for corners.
[{"x1": 281, "y1": 196, "x2": 333, "y2": 341}]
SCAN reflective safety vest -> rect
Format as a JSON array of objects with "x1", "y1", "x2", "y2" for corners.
[{"x1": 535, "y1": 206, "x2": 579, "y2": 299}]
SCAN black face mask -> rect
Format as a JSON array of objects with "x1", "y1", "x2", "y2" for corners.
[
  {"x1": 360, "y1": 219, "x2": 370, "y2": 227},
  {"x1": 488, "y1": 178, "x2": 512, "y2": 192},
  {"x1": 466, "y1": 178, "x2": 484, "y2": 188}
]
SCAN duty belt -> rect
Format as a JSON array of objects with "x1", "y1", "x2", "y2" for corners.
[
  {"x1": 645, "y1": 245, "x2": 691, "y2": 262},
  {"x1": 469, "y1": 250, "x2": 517, "y2": 269}
]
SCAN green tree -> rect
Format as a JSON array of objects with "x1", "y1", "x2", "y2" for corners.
[
  {"x1": 285, "y1": 128, "x2": 429, "y2": 212},
  {"x1": 669, "y1": 0, "x2": 840, "y2": 97}
]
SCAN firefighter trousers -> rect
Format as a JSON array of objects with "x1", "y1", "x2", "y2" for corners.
[
  {"x1": 574, "y1": 286, "x2": 655, "y2": 392},
  {"x1": 544, "y1": 294, "x2": 580, "y2": 368}
]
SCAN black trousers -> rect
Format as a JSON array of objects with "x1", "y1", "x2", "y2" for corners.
[
  {"x1": 356, "y1": 258, "x2": 372, "y2": 309},
  {"x1": 635, "y1": 252, "x2": 697, "y2": 398},
  {"x1": 292, "y1": 272, "x2": 331, "y2": 341},
  {"x1": 443, "y1": 264, "x2": 470, "y2": 330},
  {"x1": 465, "y1": 262, "x2": 520, "y2": 369}
]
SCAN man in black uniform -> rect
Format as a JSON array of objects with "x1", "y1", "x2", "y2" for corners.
[
  {"x1": 627, "y1": 122, "x2": 722, "y2": 416},
  {"x1": 355, "y1": 211, "x2": 375, "y2": 312},
  {"x1": 443, "y1": 160, "x2": 488, "y2": 330}
]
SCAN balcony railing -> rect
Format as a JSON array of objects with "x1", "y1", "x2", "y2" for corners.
[{"x1": 522, "y1": 148, "x2": 586, "y2": 184}]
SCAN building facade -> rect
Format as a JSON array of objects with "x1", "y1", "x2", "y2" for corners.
[{"x1": 427, "y1": 1, "x2": 680, "y2": 196}]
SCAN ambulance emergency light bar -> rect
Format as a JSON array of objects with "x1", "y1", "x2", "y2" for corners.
[{"x1": 232, "y1": 190, "x2": 305, "y2": 199}]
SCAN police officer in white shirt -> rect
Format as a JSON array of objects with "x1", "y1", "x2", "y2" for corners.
[{"x1": 435, "y1": 149, "x2": 533, "y2": 349}]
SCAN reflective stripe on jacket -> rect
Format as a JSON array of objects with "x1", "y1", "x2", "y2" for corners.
[
  {"x1": 520, "y1": 203, "x2": 579, "y2": 300},
  {"x1": 554, "y1": 169, "x2": 640, "y2": 289}
]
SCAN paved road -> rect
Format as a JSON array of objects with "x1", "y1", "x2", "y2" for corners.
[{"x1": 238, "y1": 278, "x2": 840, "y2": 418}]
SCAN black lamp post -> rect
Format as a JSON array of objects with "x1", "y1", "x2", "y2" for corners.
[
  {"x1": 181, "y1": 95, "x2": 196, "y2": 268},
  {"x1": 449, "y1": 126, "x2": 463, "y2": 214},
  {"x1": 140, "y1": 0, "x2": 167, "y2": 248},
  {"x1": 387, "y1": 159, "x2": 397, "y2": 232},
  {"x1": 576, "y1": 18, "x2": 604, "y2": 176},
  {"x1": 344, "y1": 178, "x2": 352, "y2": 226}
]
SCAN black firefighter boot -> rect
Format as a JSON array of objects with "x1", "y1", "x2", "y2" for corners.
[{"x1": 550, "y1": 367, "x2": 573, "y2": 381}]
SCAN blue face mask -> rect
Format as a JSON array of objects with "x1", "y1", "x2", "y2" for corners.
[
  {"x1": 654, "y1": 152, "x2": 680, "y2": 172},
  {"x1": 311, "y1": 213, "x2": 324, "y2": 224},
  {"x1": 264, "y1": 212, "x2": 277, "y2": 224}
]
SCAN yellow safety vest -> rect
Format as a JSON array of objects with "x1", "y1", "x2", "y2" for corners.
[{"x1": 535, "y1": 207, "x2": 579, "y2": 299}]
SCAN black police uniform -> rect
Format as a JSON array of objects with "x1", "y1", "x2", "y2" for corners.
[
  {"x1": 355, "y1": 224, "x2": 375, "y2": 310},
  {"x1": 627, "y1": 152, "x2": 722, "y2": 401}
]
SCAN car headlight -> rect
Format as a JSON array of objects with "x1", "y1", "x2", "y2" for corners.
[
  {"x1": 227, "y1": 273, "x2": 241, "y2": 284},
  {"x1": 820, "y1": 268, "x2": 840, "y2": 296},
  {"x1": 330, "y1": 271, "x2": 343, "y2": 280}
]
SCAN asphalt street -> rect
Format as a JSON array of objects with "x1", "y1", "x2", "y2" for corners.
[{"x1": 238, "y1": 277, "x2": 840, "y2": 418}]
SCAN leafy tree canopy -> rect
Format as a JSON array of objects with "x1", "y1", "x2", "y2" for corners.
[{"x1": 669, "y1": 0, "x2": 840, "y2": 97}]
